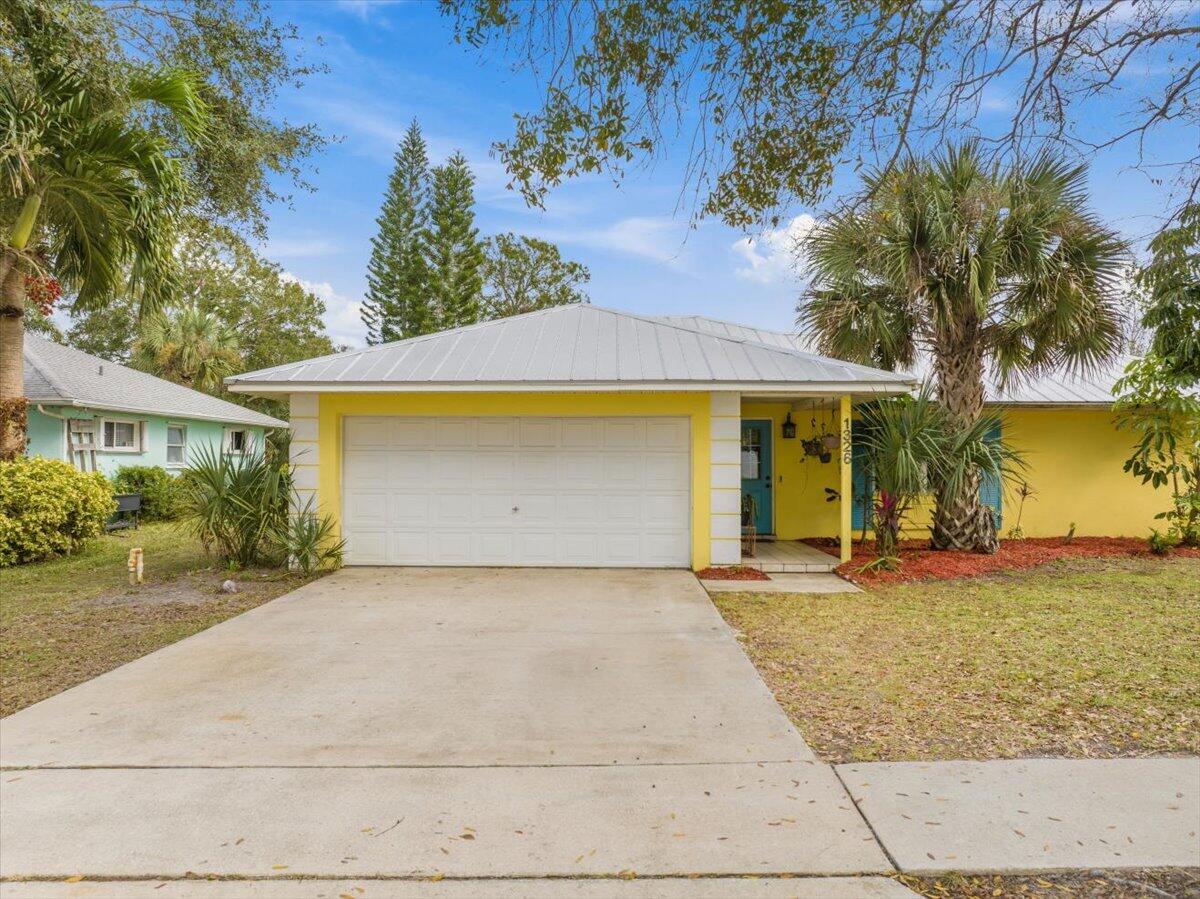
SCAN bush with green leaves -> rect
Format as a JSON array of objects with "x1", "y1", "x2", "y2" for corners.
[
  {"x1": 111, "y1": 465, "x2": 186, "y2": 521},
  {"x1": 179, "y1": 445, "x2": 342, "y2": 571},
  {"x1": 0, "y1": 457, "x2": 115, "y2": 567}
]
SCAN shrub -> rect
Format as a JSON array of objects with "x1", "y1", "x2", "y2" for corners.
[
  {"x1": 179, "y1": 445, "x2": 341, "y2": 571},
  {"x1": 0, "y1": 457, "x2": 115, "y2": 567},
  {"x1": 1147, "y1": 528, "x2": 1177, "y2": 556},
  {"x1": 111, "y1": 465, "x2": 186, "y2": 521}
]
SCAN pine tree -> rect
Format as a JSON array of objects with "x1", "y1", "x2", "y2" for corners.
[
  {"x1": 362, "y1": 120, "x2": 432, "y2": 343},
  {"x1": 424, "y1": 152, "x2": 485, "y2": 330}
]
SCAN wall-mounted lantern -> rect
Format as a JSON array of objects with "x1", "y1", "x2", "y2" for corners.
[{"x1": 781, "y1": 412, "x2": 797, "y2": 439}]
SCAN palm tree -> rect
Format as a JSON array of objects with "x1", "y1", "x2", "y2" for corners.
[
  {"x1": 133, "y1": 305, "x2": 241, "y2": 394},
  {"x1": 0, "y1": 61, "x2": 207, "y2": 458},
  {"x1": 800, "y1": 143, "x2": 1127, "y2": 552}
]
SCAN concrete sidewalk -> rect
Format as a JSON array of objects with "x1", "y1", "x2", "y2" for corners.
[{"x1": 837, "y1": 758, "x2": 1200, "y2": 873}]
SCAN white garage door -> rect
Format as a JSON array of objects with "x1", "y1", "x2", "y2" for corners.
[{"x1": 341, "y1": 416, "x2": 691, "y2": 567}]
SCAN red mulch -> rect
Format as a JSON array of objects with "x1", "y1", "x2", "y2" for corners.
[
  {"x1": 695, "y1": 565, "x2": 772, "y2": 581},
  {"x1": 803, "y1": 536, "x2": 1200, "y2": 586}
]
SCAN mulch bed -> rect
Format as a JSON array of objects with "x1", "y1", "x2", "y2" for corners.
[
  {"x1": 803, "y1": 536, "x2": 1200, "y2": 585},
  {"x1": 695, "y1": 565, "x2": 771, "y2": 581}
]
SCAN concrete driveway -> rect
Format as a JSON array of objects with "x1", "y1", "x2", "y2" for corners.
[{"x1": 1, "y1": 568, "x2": 899, "y2": 896}]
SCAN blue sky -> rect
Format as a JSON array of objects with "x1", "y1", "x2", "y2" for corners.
[{"x1": 261, "y1": 0, "x2": 1193, "y2": 348}]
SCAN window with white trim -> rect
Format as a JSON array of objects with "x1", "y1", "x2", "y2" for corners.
[
  {"x1": 166, "y1": 424, "x2": 187, "y2": 466},
  {"x1": 224, "y1": 428, "x2": 249, "y2": 455},
  {"x1": 101, "y1": 419, "x2": 143, "y2": 452}
]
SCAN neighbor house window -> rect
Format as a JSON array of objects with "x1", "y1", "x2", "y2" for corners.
[
  {"x1": 166, "y1": 424, "x2": 187, "y2": 466},
  {"x1": 101, "y1": 419, "x2": 142, "y2": 452},
  {"x1": 224, "y1": 428, "x2": 249, "y2": 455}
]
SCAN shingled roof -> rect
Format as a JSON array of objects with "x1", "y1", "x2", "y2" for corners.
[{"x1": 24, "y1": 333, "x2": 285, "y2": 427}]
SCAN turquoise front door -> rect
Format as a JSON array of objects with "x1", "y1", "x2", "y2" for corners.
[{"x1": 741, "y1": 420, "x2": 773, "y2": 534}]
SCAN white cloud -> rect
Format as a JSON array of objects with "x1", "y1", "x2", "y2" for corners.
[
  {"x1": 535, "y1": 216, "x2": 689, "y2": 267},
  {"x1": 282, "y1": 273, "x2": 367, "y2": 349},
  {"x1": 730, "y1": 214, "x2": 818, "y2": 284}
]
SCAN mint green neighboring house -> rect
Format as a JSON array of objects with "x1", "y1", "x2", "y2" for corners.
[{"x1": 23, "y1": 333, "x2": 285, "y2": 477}]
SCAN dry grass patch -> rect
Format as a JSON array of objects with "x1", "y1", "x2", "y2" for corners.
[
  {"x1": 713, "y1": 557, "x2": 1200, "y2": 762},
  {"x1": 899, "y1": 868, "x2": 1200, "y2": 898},
  {"x1": 1, "y1": 523, "x2": 318, "y2": 716}
]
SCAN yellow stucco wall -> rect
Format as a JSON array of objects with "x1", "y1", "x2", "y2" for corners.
[
  {"x1": 1004, "y1": 407, "x2": 1169, "y2": 537},
  {"x1": 316, "y1": 392, "x2": 713, "y2": 570},
  {"x1": 743, "y1": 402, "x2": 1169, "y2": 540}
]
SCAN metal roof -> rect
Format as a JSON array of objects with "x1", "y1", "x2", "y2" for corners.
[
  {"x1": 227, "y1": 304, "x2": 916, "y2": 395},
  {"x1": 24, "y1": 333, "x2": 286, "y2": 427},
  {"x1": 669, "y1": 315, "x2": 1128, "y2": 406}
]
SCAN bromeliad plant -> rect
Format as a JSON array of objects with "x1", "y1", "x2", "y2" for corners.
[
  {"x1": 856, "y1": 385, "x2": 1024, "y2": 558},
  {"x1": 179, "y1": 444, "x2": 343, "y2": 570}
]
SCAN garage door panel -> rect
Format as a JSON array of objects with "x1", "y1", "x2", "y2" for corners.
[
  {"x1": 387, "y1": 530, "x2": 430, "y2": 563},
  {"x1": 345, "y1": 417, "x2": 389, "y2": 448},
  {"x1": 477, "y1": 452, "x2": 515, "y2": 484},
  {"x1": 389, "y1": 418, "x2": 433, "y2": 447},
  {"x1": 602, "y1": 452, "x2": 643, "y2": 483},
  {"x1": 560, "y1": 453, "x2": 604, "y2": 487},
  {"x1": 476, "y1": 493, "x2": 516, "y2": 522},
  {"x1": 643, "y1": 492, "x2": 690, "y2": 525},
  {"x1": 515, "y1": 452, "x2": 556, "y2": 486},
  {"x1": 644, "y1": 453, "x2": 690, "y2": 487},
  {"x1": 515, "y1": 492, "x2": 555, "y2": 522},
  {"x1": 519, "y1": 418, "x2": 559, "y2": 447},
  {"x1": 347, "y1": 531, "x2": 387, "y2": 564},
  {"x1": 559, "y1": 493, "x2": 600, "y2": 523},
  {"x1": 434, "y1": 492, "x2": 473, "y2": 523},
  {"x1": 435, "y1": 419, "x2": 475, "y2": 447},
  {"x1": 559, "y1": 419, "x2": 599, "y2": 447},
  {"x1": 388, "y1": 451, "x2": 433, "y2": 486},
  {"x1": 344, "y1": 491, "x2": 388, "y2": 527},
  {"x1": 477, "y1": 418, "x2": 517, "y2": 447},
  {"x1": 387, "y1": 492, "x2": 429, "y2": 524},
  {"x1": 343, "y1": 416, "x2": 690, "y2": 567},
  {"x1": 647, "y1": 419, "x2": 689, "y2": 448},
  {"x1": 603, "y1": 418, "x2": 645, "y2": 448},
  {"x1": 344, "y1": 452, "x2": 387, "y2": 487}
]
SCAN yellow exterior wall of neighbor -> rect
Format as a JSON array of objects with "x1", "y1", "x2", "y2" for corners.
[
  {"x1": 1004, "y1": 407, "x2": 1169, "y2": 538},
  {"x1": 740, "y1": 401, "x2": 842, "y2": 539},
  {"x1": 316, "y1": 392, "x2": 713, "y2": 570}
]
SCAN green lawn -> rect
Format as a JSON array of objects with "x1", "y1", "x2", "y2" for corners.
[
  {"x1": 1, "y1": 523, "x2": 317, "y2": 716},
  {"x1": 713, "y1": 557, "x2": 1200, "y2": 762}
]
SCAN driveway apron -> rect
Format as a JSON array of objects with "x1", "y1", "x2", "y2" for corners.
[{"x1": 0, "y1": 568, "x2": 890, "y2": 882}]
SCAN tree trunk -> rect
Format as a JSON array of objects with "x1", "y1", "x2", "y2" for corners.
[
  {"x1": 0, "y1": 250, "x2": 27, "y2": 460},
  {"x1": 930, "y1": 338, "x2": 999, "y2": 553}
]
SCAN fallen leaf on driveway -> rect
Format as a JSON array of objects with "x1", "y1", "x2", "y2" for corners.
[{"x1": 64, "y1": 876, "x2": 84, "y2": 883}]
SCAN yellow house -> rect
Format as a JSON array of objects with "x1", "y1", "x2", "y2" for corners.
[{"x1": 227, "y1": 306, "x2": 1162, "y2": 572}]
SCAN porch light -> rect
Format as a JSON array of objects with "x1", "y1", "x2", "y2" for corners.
[{"x1": 781, "y1": 413, "x2": 797, "y2": 439}]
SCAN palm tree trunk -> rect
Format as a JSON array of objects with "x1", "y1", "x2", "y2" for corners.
[
  {"x1": 0, "y1": 249, "x2": 28, "y2": 460},
  {"x1": 930, "y1": 340, "x2": 999, "y2": 553}
]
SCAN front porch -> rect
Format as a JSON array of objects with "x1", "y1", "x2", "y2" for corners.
[
  {"x1": 739, "y1": 539, "x2": 840, "y2": 572},
  {"x1": 724, "y1": 393, "x2": 857, "y2": 569}
]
